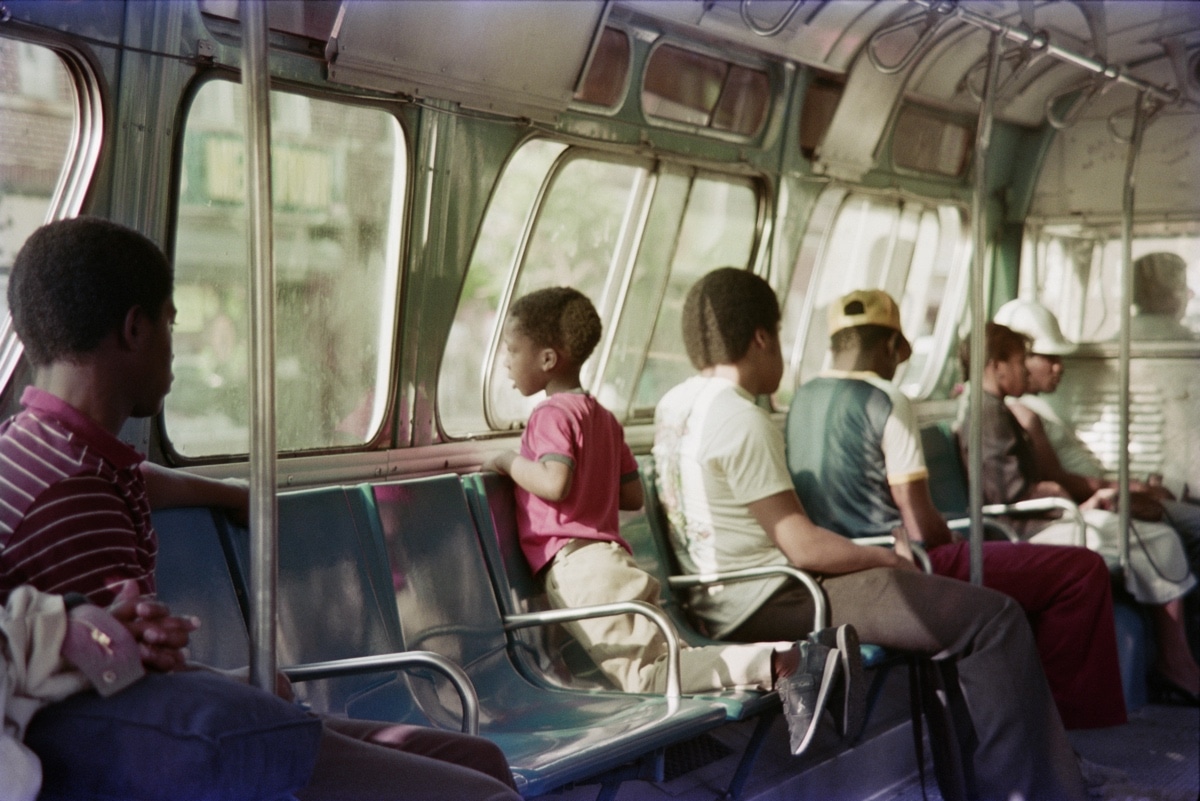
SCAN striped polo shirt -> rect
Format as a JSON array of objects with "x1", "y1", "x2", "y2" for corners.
[{"x1": 0, "y1": 386, "x2": 156, "y2": 605}]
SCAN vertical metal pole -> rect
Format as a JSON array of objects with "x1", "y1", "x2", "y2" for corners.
[
  {"x1": 1117, "y1": 92, "x2": 1148, "y2": 572},
  {"x1": 966, "y1": 32, "x2": 1002, "y2": 587},
  {"x1": 241, "y1": 0, "x2": 279, "y2": 694}
]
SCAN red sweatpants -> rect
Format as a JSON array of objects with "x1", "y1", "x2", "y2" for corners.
[{"x1": 926, "y1": 540, "x2": 1127, "y2": 729}]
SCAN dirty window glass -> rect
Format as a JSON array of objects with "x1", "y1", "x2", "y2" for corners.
[{"x1": 166, "y1": 80, "x2": 405, "y2": 456}]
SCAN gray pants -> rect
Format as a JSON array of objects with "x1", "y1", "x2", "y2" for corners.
[{"x1": 728, "y1": 566, "x2": 1087, "y2": 801}]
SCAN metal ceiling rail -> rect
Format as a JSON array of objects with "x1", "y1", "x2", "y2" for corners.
[{"x1": 907, "y1": 0, "x2": 1180, "y2": 105}]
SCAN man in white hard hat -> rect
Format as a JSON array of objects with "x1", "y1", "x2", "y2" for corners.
[{"x1": 996, "y1": 299, "x2": 1200, "y2": 698}]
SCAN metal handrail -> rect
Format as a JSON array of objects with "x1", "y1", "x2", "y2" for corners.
[
  {"x1": 667, "y1": 565, "x2": 827, "y2": 631},
  {"x1": 981, "y1": 497, "x2": 1086, "y2": 547},
  {"x1": 240, "y1": 0, "x2": 280, "y2": 697},
  {"x1": 853, "y1": 535, "x2": 933, "y2": 574},
  {"x1": 285, "y1": 651, "x2": 481, "y2": 735},
  {"x1": 866, "y1": 3, "x2": 955, "y2": 75},
  {"x1": 907, "y1": 0, "x2": 1180, "y2": 106},
  {"x1": 505, "y1": 600, "x2": 683, "y2": 700}
]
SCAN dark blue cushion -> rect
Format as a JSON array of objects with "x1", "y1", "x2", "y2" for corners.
[{"x1": 26, "y1": 670, "x2": 322, "y2": 801}]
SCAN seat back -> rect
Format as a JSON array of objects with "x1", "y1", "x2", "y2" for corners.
[
  {"x1": 627, "y1": 456, "x2": 713, "y2": 646},
  {"x1": 152, "y1": 506, "x2": 250, "y2": 670},
  {"x1": 920, "y1": 421, "x2": 969, "y2": 516},
  {"x1": 462, "y1": 471, "x2": 609, "y2": 688},
  {"x1": 221, "y1": 486, "x2": 431, "y2": 724}
]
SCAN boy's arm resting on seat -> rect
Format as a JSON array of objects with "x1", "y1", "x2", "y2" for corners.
[
  {"x1": 484, "y1": 449, "x2": 573, "y2": 502},
  {"x1": 748, "y1": 490, "x2": 918, "y2": 575},
  {"x1": 139, "y1": 462, "x2": 249, "y2": 524},
  {"x1": 619, "y1": 474, "x2": 644, "y2": 511}
]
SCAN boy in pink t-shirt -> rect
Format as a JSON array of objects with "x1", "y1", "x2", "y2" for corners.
[{"x1": 485, "y1": 287, "x2": 856, "y2": 755}]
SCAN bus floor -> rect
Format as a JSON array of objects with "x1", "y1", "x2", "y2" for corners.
[{"x1": 528, "y1": 699, "x2": 1198, "y2": 801}]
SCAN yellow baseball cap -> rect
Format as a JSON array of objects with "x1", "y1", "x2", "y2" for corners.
[{"x1": 828, "y1": 289, "x2": 910, "y2": 351}]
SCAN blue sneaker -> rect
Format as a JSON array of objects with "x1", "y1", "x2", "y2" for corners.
[
  {"x1": 778, "y1": 640, "x2": 840, "y2": 755},
  {"x1": 808, "y1": 624, "x2": 866, "y2": 742}
]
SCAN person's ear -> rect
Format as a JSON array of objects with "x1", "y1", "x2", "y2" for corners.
[
  {"x1": 119, "y1": 306, "x2": 143, "y2": 351},
  {"x1": 752, "y1": 327, "x2": 773, "y2": 349},
  {"x1": 540, "y1": 347, "x2": 558, "y2": 372}
]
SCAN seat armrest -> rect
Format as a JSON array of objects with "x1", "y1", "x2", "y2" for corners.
[
  {"x1": 667, "y1": 566, "x2": 827, "y2": 631},
  {"x1": 981, "y1": 497, "x2": 1085, "y2": 546},
  {"x1": 284, "y1": 651, "x2": 480, "y2": 734},
  {"x1": 946, "y1": 516, "x2": 1021, "y2": 543},
  {"x1": 504, "y1": 600, "x2": 684, "y2": 700},
  {"x1": 852, "y1": 535, "x2": 933, "y2": 574}
]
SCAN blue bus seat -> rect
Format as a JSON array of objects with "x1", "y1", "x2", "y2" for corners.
[
  {"x1": 372, "y1": 475, "x2": 729, "y2": 798},
  {"x1": 461, "y1": 471, "x2": 612, "y2": 691},
  {"x1": 463, "y1": 470, "x2": 792, "y2": 801},
  {"x1": 152, "y1": 506, "x2": 251, "y2": 670},
  {"x1": 919, "y1": 421, "x2": 971, "y2": 519},
  {"x1": 635, "y1": 456, "x2": 891, "y2": 671},
  {"x1": 215, "y1": 486, "x2": 474, "y2": 730}
]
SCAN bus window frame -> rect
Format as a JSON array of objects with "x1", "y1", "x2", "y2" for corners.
[
  {"x1": 639, "y1": 37, "x2": 776, "y2": 143},
  {"x1": 160, "y1": 73, "x2": 410, "y2": 463},
  {"x1": 0, "y1": 33, "x2": 102, "y2": 397},
  {"x1": 779, "y1": 185, "x2": 967, "y2": 404},
  {"x1": 480, "y1": 146, "x2": 657, "y2": 432}
]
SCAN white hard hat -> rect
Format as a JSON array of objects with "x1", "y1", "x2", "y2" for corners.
[{"x1": 994, "y1": 299, "x2": 1075, "y2": 356}]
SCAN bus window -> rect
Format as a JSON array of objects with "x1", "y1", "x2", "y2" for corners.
[
  {"x1": 439, "y1": 141, "x2": 761, "y2": 437},
  {"x1": 624, "y1": 174, "x2": 758, "y2": 415},
  {"x1": 0, "y1": 39, "x2": 80, "y2": 317},
  {"x1": 779, "y1": 191, "x2": 965, "y2": 404},
  {"x1": 573, "y1": 27, "x2": 631, "y2": 108},
  {"x1": 1024, "y1": 224, "x2": 1200, "y2": 342},
  {"x1": 642, "y1": 43, "x2": 770, "y2": 137},
  {"x1": 166, "y1": 81, "x2": 405, "y2": 457},
  {"x1": 485, "y1": 154, "x2": 650, "y2": 430}
]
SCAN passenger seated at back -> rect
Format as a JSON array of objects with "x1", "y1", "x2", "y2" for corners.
[
  {"x1": 484, "y1": 286, "x2": 855, "y2": 755},
  {"x1": 786, "y1": 289, "x2": 1125, "y2": 728},
  {"x1": 994, "y1": 299, "x2": 1200, "y2": 700},
  {"x1": 0, "y1": 217, "x2": 521, "y2": 801},
  {"x1": 956, "y1": 321, "x2": 1199, "y2": 702},
  {"x1": 1129, "y1": 252, "x2": 1198, "y2": 341}
]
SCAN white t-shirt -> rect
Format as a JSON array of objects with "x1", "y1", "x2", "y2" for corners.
[
  {"x1": 653, "y1": 375, "x2": 794, "y2": 637},
  {"x1": 1007, "y1": 394, "x2": 1107, "y2": 478}
]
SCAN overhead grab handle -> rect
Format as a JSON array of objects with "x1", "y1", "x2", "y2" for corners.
[
  {"x1": 1107, "y1": 93, "x2": 1163, "y2": 144},
  {"x1": 1044, "y1": 73, "x2": 1111, "y2": 130},
  {"x1": 866, "y1": 1, "x2": 957, "y2": 75},
  {"x1": 962, "y1": 30, "x2": 1049, "y2": 102},
  {"x1": 739, "y1": 0, "x2": 805, "y2": 38}
]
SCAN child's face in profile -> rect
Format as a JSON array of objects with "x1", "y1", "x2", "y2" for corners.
[{"x1": 502, "y1": 319, "x2": 551, "y2": 397}]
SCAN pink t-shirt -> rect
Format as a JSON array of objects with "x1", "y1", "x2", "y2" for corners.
[{"x1": 516, "y1": 392, "x2": 638, "y2": 573}]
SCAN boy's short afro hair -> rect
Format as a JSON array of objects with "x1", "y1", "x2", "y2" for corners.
[
  {"x1": 958, "y1": 322, "x2": 1030, "y2": 374},
  {"x1": 509, "y1": 286, "x2": 602, "y2": 366},
  {"x1": 8, "y1": 216, "x2": 173, "y2": 366},
  {"x1": 682, "y1": 268, "x2": 780, "y2": 369}
]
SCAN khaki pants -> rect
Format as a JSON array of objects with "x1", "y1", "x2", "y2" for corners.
[{"x1": 543, "y1": 540, "x2": 785, "y2": 694}]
